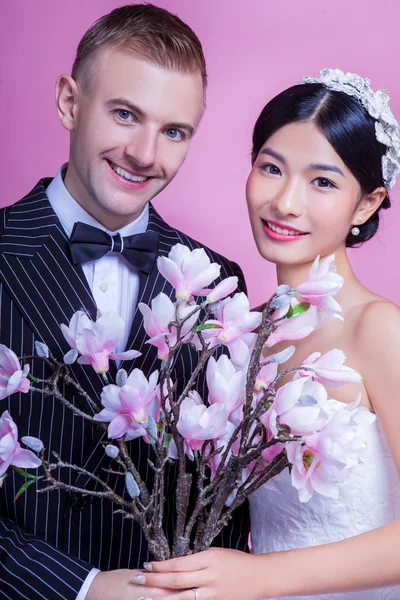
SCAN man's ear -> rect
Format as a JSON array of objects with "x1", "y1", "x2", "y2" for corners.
[
  {"x1": 352, "y1": 186, "x2": 387, "y2": 226},
  {"x1": 55, "y1": 75, "x2": 80, "y2": 132}
]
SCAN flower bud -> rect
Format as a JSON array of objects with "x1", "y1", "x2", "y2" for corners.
[
  {"x1": 63, "y1": 349, "x2": 78, "y2": 365},
  {"x1": 34, "y1": 342, "x2": 49, "y2": 358},
  {"x1": 125, "y1": 472, "x2": 140, "y2": 499},
  {"x1": 116, "y1": 369, "x2": 128, "y2": 388},
  {"x1": 270, "y1": 294, "x2": 292, "y2": 310},
  {"x1": 145, "y1": 416, "x2": 158, "y2": 445},
  {"x1": 21, "y1": 436, "x2": 44, "y2": 453},
  {"x1": 298, "y1": 395, "x2": 318, "y2": 406},
  {"x1": 275, "y1": 284, "x2": 291, "y2": 296},
  {"x1": 105, "y1": 444, "x2": 119, "y2": 459}
]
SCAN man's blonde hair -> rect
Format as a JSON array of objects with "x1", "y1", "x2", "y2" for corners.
[{"x1": 71, "y1": 3, "x2": 207, "y2": 91}]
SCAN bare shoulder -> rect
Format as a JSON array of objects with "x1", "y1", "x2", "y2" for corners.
[{"x1": 354, "y1": 297, "x2": 400, "y2": 353}]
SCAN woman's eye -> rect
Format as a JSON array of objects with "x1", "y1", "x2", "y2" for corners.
[
  {"x1": 116, "y1": 109, "x2": 134, "y2": 122},
  {"x1": 312, "y1": 177, "x2": 337, "y2": 189},
  {"x1": 165, "y1": 128, "x2": 184, "y2": 141},
  {"x1": 260, "y1": 163, "x2": 281, "y2": 176}
]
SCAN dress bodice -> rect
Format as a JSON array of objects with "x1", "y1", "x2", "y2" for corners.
[{"x1": 250, "y1": 411, "x2": 400, "y2": 599}]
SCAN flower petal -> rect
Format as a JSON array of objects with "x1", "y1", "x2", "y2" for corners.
[
  {"x1": 11, "y1": 447, "x2": 41, "y2": 470},
  {"x1": 108, "y1": 414, "x2": 132, "y2": 439}
]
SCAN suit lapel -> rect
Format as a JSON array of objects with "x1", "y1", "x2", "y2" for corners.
[
  {"x1": 0, "y1": 179, "x2": 105, "y2": 409},
  {"x1": 1, "y1": 187, "x2": 185, "y2": 487},
  {"x1": 1, "y1": 188, "x2": 180, "y2": 374}
]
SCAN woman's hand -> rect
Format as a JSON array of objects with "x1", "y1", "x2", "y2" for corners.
[
  {"x1": 133, "y1": 548, "x2": 268, "y2": 600},
  {"x1": 87, "y1": 569, "x2": 174, "y2": 600}
]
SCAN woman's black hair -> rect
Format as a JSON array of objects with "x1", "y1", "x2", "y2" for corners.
[{"x1": 251, "y1": 83, "x2": 391, "y2": 247}]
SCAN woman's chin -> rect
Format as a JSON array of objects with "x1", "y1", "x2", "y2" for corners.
[{"x1": 256, "y1": 243, "x2": 312, "y2": 267}]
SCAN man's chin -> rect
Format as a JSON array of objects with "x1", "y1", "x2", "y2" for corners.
[{"x1": 86, "y1": 198, "x2": 147, "y2": 229}]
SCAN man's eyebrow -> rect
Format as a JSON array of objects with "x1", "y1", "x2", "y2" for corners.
[
  {"x1": 105, "y1": 98, "x2": 147, "y2": 119},
  {"x1": 106, "y1": 98, "x2": 195, "y2": 137},
  {"x1": 259, "y1": 147, "x2": 287, "y2": 164}
]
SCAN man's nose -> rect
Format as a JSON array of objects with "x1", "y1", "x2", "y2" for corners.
[{"x1": 125, "y1": 127, "x2": 157, "y2": 170}]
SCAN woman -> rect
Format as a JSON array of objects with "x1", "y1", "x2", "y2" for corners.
[{"x1": 133, "y1": 69, "x2": 400, "y2": 599}]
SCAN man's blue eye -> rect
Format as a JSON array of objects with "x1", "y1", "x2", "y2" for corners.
[
  {"x1": 166, "y1": 129, "x2": 183, "y2": 141},
  {"x1": 117, "y1": 109, "x2": 133, "y2": 121}
]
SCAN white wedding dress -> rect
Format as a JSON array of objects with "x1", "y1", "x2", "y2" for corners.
[{"x1": 250, "y1": 406, "x2": 400, "y2": 599}]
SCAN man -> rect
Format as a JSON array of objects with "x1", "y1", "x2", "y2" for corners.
[{"x1": 0, "y1": 4, "x2": 249, "y2": 600}]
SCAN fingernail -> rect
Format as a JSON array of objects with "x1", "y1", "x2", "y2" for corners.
[
  {"x1": 143, "y1": 562, "x2": 153, "y2": 571},
  {"x1": 131, "y1": 574, "x2": 146, "y2": 584},
  {"x1": 137, "y1": 597, "x2": 153, "y2": 600}
]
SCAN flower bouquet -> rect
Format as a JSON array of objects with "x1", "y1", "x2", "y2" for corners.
[{"x1": 0, "y1": 245, "x2": 374, "y2": 559}]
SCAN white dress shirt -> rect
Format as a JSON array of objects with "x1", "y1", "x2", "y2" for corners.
[
  {"x1": 46, "y1": 165, "x2": 149, "y2": 598},
  {"x1": 47, "y1": 164, "x2": 149, "y2": 354}
]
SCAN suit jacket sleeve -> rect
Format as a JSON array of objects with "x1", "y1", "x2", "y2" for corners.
[
  {"x1": 0, "y1": 204, "x2": 94, "y2": 599},
  {"x1": 0, "y1": 200, "x2": 97, "y2": 600},
  {"x1": 0, "y1": 516, "x2": 94, "y2": 600},
  {"x1": 231, "y1": 260, "x2": 247, "y2": 295}
]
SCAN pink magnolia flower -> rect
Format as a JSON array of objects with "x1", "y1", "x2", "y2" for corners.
[
  {"x1": 305, "y1": 396, "x2": 376, "y2": 470},
  {"x1": 296, "y1": 255, "x2": 343, "y2": 318},
  {"x1": 253, "y1": 362, "x2": 278, "y2": 405},
  {"x1": 207, "y1": 420, "x2": 240, "y2": 480},
  {"x1": 94, "y1": 369, "x2": 160, "y2": 442},
  {"x1": 195, "y1": 293, "x2": 262, "y2": 367},
  {"x1": 257, "y1": 375, "x2": 286, "y2": 464},
  {"x1": 177, "y1": 391, "x2": 228, "y2": 460},
  {"x1": 286, "y1": 440, "x2": 342, "y2": 503},
  {"x1": 261, "y1": 439, "x2": 285, "y2": 464},
  {"x1": 138, "y1": 293, "x2": 199, "y2": 360},
  {"x1": 61, "y1": 311, "x2": 141, "y2": 373},
  {"x1": 265, "y1": 304, "x2": 324, "y2": 348},
  {"x1": 226, "y1": 333, "x2": 258, "y2": 370},
  {"x1": 204, "y1": 277, "x2": 239, "y2": 305},
  {"x1": 157, "y1": 244, "x2": 221, "y2": 301},
  {"x1": 0, "y1": 411, "x2": 41, "y2": 477},
  {"x1": 0, "y1": 345, "x2": 30, "y2": 400},
  {"x1": 287, "y1": 396, "x2": 375, "y2": 502},
  {"x1": 261, "y1": 377, "x2": 331, "y2": 438},
  {"x1": 258, "y1": 413, "x2": 285, "y2": 464},
  {"x1": 206, "y1": 355, "x2": 246, "y2": 416},
  {"x1": 298, "y1": 350, "x2": 362, "y2": 388}
]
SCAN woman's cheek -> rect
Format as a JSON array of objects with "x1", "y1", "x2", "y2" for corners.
[{"x1": 245, "y1": 172, "x2": 259, "y2": 213}]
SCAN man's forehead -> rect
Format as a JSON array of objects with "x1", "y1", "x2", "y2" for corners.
[{"x1": 90, "y1": 47, "x2": 204, "y2": 126}]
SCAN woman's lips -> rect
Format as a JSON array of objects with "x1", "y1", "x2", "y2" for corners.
[{"x1": 261, "y1": 219, "x2": 309, "y2": 242}]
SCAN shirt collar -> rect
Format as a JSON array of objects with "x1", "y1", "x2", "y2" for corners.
[{"x1": 46, "y1": 164, "x2": 149, "y2": 238}]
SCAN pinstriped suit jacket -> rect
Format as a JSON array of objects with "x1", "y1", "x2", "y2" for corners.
[{"x1": 0, "y1": 179, "x2": 250, "y2": 600}]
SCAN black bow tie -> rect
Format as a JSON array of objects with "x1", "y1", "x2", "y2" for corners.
[{"x1": 69, "y1": 222, "x2": 159, "y2": 274}]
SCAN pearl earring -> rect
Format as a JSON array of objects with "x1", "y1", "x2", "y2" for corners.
[
  {"x1": 351, "y1": 226, "x2": 360, "y2": 236},
  {"x1": 357, "y1": 216, "x2": 362, "y2": 222}
]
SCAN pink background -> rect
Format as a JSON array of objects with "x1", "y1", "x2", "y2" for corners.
[{"x1": 1, "y1": 0, "x2": 399, "y2": 307}]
